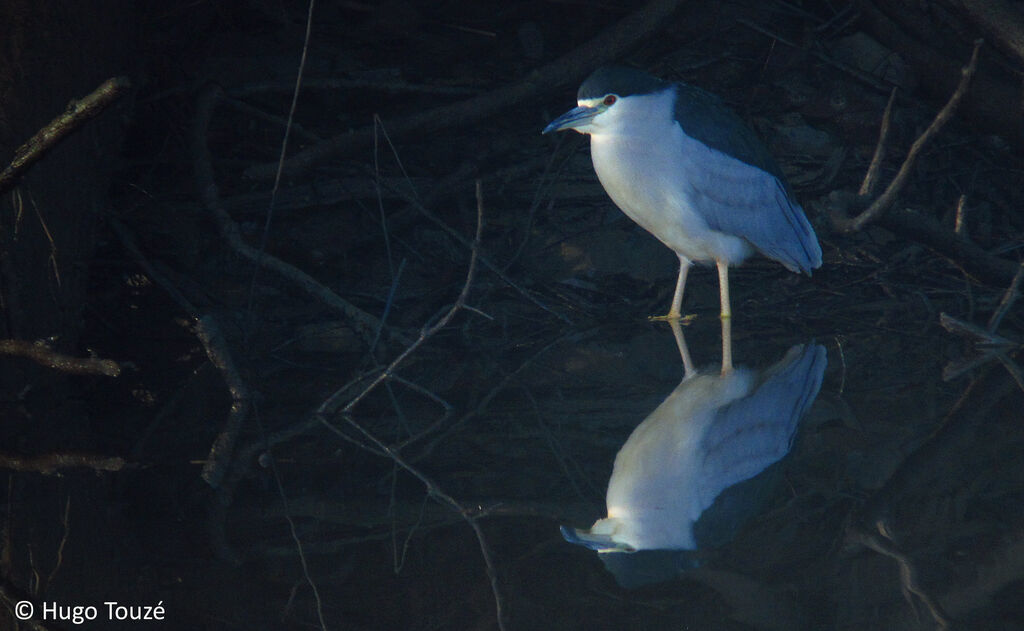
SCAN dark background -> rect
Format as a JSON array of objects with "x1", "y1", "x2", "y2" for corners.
[{"x1": 1, "y1": 1, "x2": 1023, "y2": 629}]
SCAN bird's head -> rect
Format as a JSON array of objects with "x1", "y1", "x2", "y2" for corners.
[{"x1": 542, "y1": 66, "x2": 669, "y2": 136}]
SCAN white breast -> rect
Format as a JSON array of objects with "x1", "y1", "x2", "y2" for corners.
[{"x1": 588, "y1": 90, "x2": 752, "y2": 265}]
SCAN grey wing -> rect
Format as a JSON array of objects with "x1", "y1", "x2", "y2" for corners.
[
  {"x1": 674, "y1": 85, "x2": 822, "y2": 273},
  {"x1": 695, "y1": 344, "x2": 827, "y2": 506},
  {"x1": 685, "y1": 142, "x2": 821, "y2": 273}
]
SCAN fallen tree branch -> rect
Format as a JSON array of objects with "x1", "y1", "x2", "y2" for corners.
[
  {"x1": 244, "y1": 0, "x2": 688, "y2": 180},
  {"x1": 0, "y1": 452, "x2": 126, "y2": 474},
  {"x1": 0, "y1": 339, "x2": 120, "y2": 377},
  {"x1": 0, "y1": 77, "x2": 130, "y2": 195},
  {"x1": 197, "y1": 315, "x2": 253, "y2": 488}
]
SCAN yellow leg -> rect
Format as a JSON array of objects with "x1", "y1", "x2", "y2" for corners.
[
  {"x1": 720, "y1": 311, "x2": 733, "y2": 375},
  {"x1": 669, "y1": 258, "x2": 690, "y2": 318},
  {"x1": 716, "y1": 260, "x2": 731, "y2": 320},
  {"x1": 651, "y1": 256, "x2": 692, "y2": 321},
  {"x1": 668, "y1": 318, "x2": 696, "y2": 379}
]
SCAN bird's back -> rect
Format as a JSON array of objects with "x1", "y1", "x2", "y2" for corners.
[{"x1": 672, "y1": 84, "x2": 789, "y2": 187}]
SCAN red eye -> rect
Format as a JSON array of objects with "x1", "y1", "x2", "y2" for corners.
[{"x1": 603, "y1": 94, "x2": 617, "y2": 106}]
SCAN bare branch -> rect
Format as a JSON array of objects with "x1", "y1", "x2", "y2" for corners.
[
  {"x1": 0, "y1": 77, "x2": 130, "y2": 194},
  {"x1": 0, "y1": 339, "x2": 120, "y2": 377},
  {"x1": 836, "y1": 39, "x2": 983, "y2": 232},
  {"x1": 0, "y1": 452, "x2": 126, "y2": 474},
  {"x1": 859, "y1": 87, "x2": 897, "y2": 197},
  {"x1": 987, "y1": 261, "x2": 1024, "y2": 333},
  {"x1": 197, "y1": 315, "x2": 253, "y2": 488}
]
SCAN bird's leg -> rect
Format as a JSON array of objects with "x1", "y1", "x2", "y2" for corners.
[
  {"x1": 669, "y1": 318, "x2": 696, "y2": 379},
  {"x1": 667, "y1": 256, "x2": 690, "y2": 319},
  {"x1": 651, "y1": 256, "x2": 696, "y2": 321},
  {"x1": 716, "y1": 260, "x2": 731, "y2": 320},
  {"x1": 720, "y1": 310, "x2": 733, "y2": 374}
]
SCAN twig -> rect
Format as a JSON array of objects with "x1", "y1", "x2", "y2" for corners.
[
  {"x1": 0, "y1": 77, "x2": 130, "y2": 194},
  {"x1": 229, "y1": 77, "x2": 482, "y2": 98},
  {"x1": 835, "y1": 40, "x2": 983, "y2": 232},
  {"x1": 987, "y1": 261, "x2": 1024, "y2": 332},
  {"x1": 939, "y1": 312, "x2": 1012, "y2": 346},
  {"x1": 250, "y1": 6, "x2": 328, "y2": 625},
  {"x1": 44, "y1": 496, "x2": 71, "y2": 590},
  {"x1": 243, "y1": 0, "x2": 687, "y2": 180},
  {"x1": 939, "y1": 311, "x2": 1018, "y2": 380},
  {"x1": 197, "y1": 315, "x2": 253, "y2": 488},
  {"x1": 0, "y1": 339, "x2": 120, "y2": 377},
  {"x1": 848, "y1": 523, "x2": 951, "y2": 629},
  {"x1": 860, "y1": 87, "x2": 897, "y2": 197},
  {"x1": 953, "y1": 194, "x2": 969, "y2": 237},
  {"x1": 0, "y1": 580, "x2": 59, "y2": 631},
  {"x1": 0, "y1": 452, "x2": 126, "y2": 474}
]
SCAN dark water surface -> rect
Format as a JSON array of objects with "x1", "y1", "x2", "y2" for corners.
[{"x1": 10, "y1": 296, "x2": 1023, "y2": 631}]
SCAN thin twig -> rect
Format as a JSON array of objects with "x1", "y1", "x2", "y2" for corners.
[
  {"x1": 987, "y1": 261, "x2": 1024, "y2": 333},
  {"x1": 848, "y1": 524, "x2": 951, "y2": 629},
  {"x1": 197, "y1": 315, "x2": 253, "y2": 488},
  {"x1": 44, "y1": 496, "x2": 71, "y2": 590},
  {"x1": 860, "y1": 87, "x2": 897, "y2": 197},
  {"x1": 0, "y1": 77, "x2": 131, "y2": 194},
  {"x1": 953, "y1": 194, "x2": 969, "y2": 237},
  {"x1": 244, "y1": 0, "x2": 318, "y2": 355}
]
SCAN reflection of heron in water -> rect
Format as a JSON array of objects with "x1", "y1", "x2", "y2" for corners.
[{"x1": 563, "y1": 318, "x2": 825, "y2": 585}]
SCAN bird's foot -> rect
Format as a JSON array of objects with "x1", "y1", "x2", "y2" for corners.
[{"x1": 649, "y1": 312, "x2": 697, "y2": 323}]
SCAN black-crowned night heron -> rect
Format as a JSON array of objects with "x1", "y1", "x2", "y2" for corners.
[
  {"x1": 561, "y1": 333, "x2": 827, "y2": 585},
  {"x1": 543, "y1": 66, "x2": 822, "y2": 319}
]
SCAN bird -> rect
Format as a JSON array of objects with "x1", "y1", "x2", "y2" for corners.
[
  {"x1": 561, "y1": 329, "x2": 827, "y2": 587},
  {"x1": 543, "y1": 66, "x2": 822, "y2": 319}
]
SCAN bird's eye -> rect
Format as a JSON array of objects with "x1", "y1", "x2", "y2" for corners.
[{"x1": 603, "y1": 94, "x2": 617, "y2": 106}]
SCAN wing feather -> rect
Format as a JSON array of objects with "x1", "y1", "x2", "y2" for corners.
[{"x1": 673, "y1": 85, "x2": 822, "y2": 272}]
